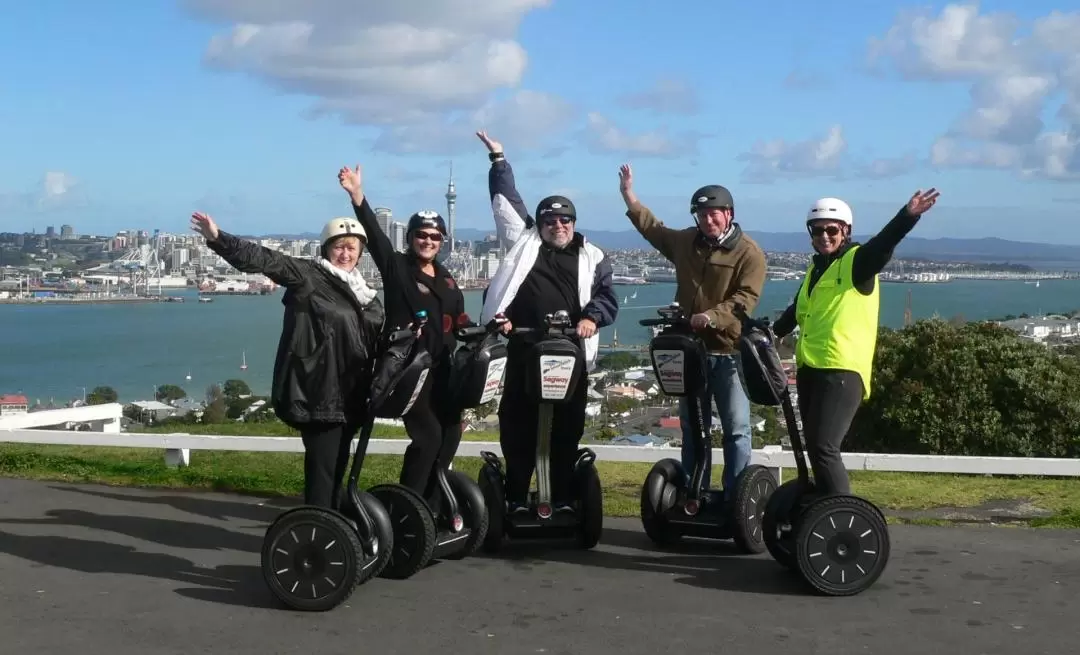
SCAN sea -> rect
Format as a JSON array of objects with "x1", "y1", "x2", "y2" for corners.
[{"x1": 3, "y1": 278, "x2": 1079, "y2": 404}]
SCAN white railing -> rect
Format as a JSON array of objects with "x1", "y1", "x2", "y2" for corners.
[{"x1": 2, "y1": 428, "x2": 1079, "y2": 481}]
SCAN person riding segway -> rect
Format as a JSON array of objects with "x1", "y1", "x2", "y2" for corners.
[
  {"x1": 261, "y1": 311, "x2": 434, "y2": 611},
  {"x1": 639, "y1": 303, "x2": 778, "y2": 552},
  {"x1": 476, "y1": 310, "x2": 604, "y2": 552}
]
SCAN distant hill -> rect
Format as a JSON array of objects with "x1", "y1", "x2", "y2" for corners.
[{"x1": 263, "y1": 228, "x2": 1080, "y2": 263}]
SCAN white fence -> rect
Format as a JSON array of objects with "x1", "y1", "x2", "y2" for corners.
[{"x1": 3, "y1": 427, "x2": 1080, "y2": 481}]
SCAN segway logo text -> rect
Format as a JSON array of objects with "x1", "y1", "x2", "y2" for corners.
[
  {"x1": 652, "y1": 349, "x2": 686, "y2": 394},
  {"x1": 539, "y1": 356, "x2": 576, "y2": 401}
]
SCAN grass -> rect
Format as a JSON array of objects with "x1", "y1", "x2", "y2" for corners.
[
  {"x1": 130, "y1": 421, "x2": 502, "y2": 442},
  {"x1": 2, "y1": 443, "x2": 1078, "y2": 528}
]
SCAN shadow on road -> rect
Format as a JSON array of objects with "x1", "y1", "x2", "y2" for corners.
[
  {"x1": 48, "y1": 484, "x2": 293, "y2": 523},
  {"x1": 0, "y1": 527, "x2": 273, "y2": 609},
  {"x1": 483, "y1": 526, "x2": 811, "y2": 597}
]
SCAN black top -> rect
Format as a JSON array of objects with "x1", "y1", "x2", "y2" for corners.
[{"x1": 506, "y1": 234, "x2": 585, "y2": 334}]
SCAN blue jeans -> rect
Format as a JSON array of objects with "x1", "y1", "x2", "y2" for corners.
[{"x1": 678, "y1": 353, "x2": 752, "y2": 495}]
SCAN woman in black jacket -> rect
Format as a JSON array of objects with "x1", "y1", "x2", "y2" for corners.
[
  {"x1": 190, "y1": 211, "x2": 384, "y2": 511},
  {"x1": 336, "y1": 165, "x2": 468, "y2": 504}
]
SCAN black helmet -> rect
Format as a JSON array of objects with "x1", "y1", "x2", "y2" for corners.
[
  {"x1": 406, "y1": 210, "x2": 447, "y2": 235},
  {"x1": 535, "y1": 195, "x2": 576, "y2": 222},
  {"x1": 689, "y1": 185, "x2": 734, "y2": 214}
]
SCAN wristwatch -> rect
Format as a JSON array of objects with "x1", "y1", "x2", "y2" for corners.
[{"x1": 489, "y1": 152, "x2": 505, "y2": 162}]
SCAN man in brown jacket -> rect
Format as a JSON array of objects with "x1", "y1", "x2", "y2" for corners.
[{"x1": 618, "y1": 163, "x2": 767, "y2": 502}]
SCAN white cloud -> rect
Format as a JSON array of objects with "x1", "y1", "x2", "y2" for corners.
[
  {"x1": 184, "y1": 0, "x2": 562, "y2": 153},
  {"x1": 737, "y1": 125, "x2": 847, "y2": 182},
  {"x1": 867, "y1": 3, "x2": 1080, "y2": 181},
  {"x1": 583, "y1": 113, "x2": 703, "y2": 158}
]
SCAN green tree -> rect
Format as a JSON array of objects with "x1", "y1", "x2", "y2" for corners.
[
  {"x1": 86, "y1": 386, "x2": 117, "y2": 405},
  {"x1": 223, "y1": 379, "x2": 251, "y2": 399},
  {"x1": 155, "y1": 384, "x2": 187, "y2": 402},
  {"x1": 202, "y1": 384, "x2": 228, "y2": 424},
  {"x1": 597, "y1": 352, "x2": 645, "y2": 371},
  {"x1": 849, "y1": 319, "x2": 1080, "y2": 458}
]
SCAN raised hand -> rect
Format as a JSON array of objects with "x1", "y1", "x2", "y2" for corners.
[
  {"x1": 338, "y1": 165, "x2": 363, "y2": 202},
  {"x1": 476, "y1": 130, "x2": 503, "y2": 154},
  {"x1": 190, "y1": 212, "x2": 220, "y2": 241},
  {"x1": 618, "y1": 163, "x2": 633, "y2": 192},
  {"x1": 907, "y1": 188, "x2": 940, "y2": 216}
]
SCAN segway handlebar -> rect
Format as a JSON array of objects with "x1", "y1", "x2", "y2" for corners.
[
  {"x1": 508, "y1": 309, "x2": 579, "y2": 337},
  {"x1": 386, "y1": 310, "x2": 429, "y2": 343},
  {"x1": 638, "y1": 302, "x2": 691, "y2": 328},
  {"x1": 455, "y1": 313, "x2": 510, "y2": 340}
]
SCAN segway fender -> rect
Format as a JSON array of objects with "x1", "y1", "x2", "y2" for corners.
[
  {"x1": 642, "y1": 458, "x2": 683, "y2": 513},
  {"x1": 355, "y1": 491, "x2": 392, "y2": 558}
]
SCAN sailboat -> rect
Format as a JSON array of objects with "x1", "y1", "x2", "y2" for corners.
[
  {"x1": 240, "y1": 351, "x2": 248, "y2": 371},
  {"x1": 185, "y1": 370, "x2": 192, "y2": 381},
  {"x1": 631, "y1": 290, "x2": 637, "y2": 299}
]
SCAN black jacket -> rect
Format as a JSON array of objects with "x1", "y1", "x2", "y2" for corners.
[
  {"x1": 350, "y1": 198, "x2": 467, "y2": 366},
  {"x1": 206, "y1": 231, "x2": 385, "y2": 428}
]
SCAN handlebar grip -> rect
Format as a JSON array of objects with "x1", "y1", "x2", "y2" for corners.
[
  {"x1": 455, "y1": 326, "x2": 489, "y2": 338},
  {"x1": 639, "y1": 318, "x2": 664, "y2": 326}
]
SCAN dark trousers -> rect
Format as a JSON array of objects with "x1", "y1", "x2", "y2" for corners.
[
  {"x1": 498, "y1": 347, "x2": 588, "y2": 505},
  {"x1": 300, "y1": 421, "x2": 362, "y2": 509},
  {"x1": 795, "y1": 366, "x2": 864, "y2": 495},
  {"x1": 399, "y1": 363, "x2": 464, "y2": 507}
]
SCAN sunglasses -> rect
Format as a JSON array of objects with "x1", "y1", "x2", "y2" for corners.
[
  {"x1": 808, "y1": 224, "x2": 843, "y2": 237},
  {"x1": 541, "y1": 216, "x2": 573, "y2": 227},
  {"x1": 413, "y1": 231, "x2": 443, "y2": 242}
]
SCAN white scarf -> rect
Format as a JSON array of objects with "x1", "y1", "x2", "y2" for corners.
[{"x1": 316, "y1": 257, "x2": 378, "y2": 306}]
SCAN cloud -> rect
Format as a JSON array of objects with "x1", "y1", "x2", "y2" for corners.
[
  {"x1": 583, "y1": 113, "x2": 706, "y2": 159},
  {"x1": 0, "y1": 172, "x2": 81, "y2": 215},
  {"x1": 184, "y1": 0, "x2": 563, "y2": 154},
  {"x1": 616, "y1": 78, "x2": 701, "y2": 115},
  {"x1": 866, "y1": 3, "x2": 1080, "y2": 181},
  {"x1": 737, "y1": 125, "x2": 848, "y2": 182}
]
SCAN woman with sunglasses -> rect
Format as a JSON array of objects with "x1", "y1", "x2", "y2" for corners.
[
  {"x1": 337, "y1": 164, "x2": 470, "y2": 501},
  {"x1": 771, "y1": 189, "x2": 940, "y2": 497}
]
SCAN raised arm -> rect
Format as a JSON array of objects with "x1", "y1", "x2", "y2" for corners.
[
  {"x1": 618, "y1": 163, "x2": 679, "y2": 261},
  {"x1": 190, "y1": 212, "x2": 309, "y2": 288},
  {"x1": 851, "y1": 189, "x2": 940, "y2": 290},
  {"x1": 338, "y1": 164, "x2": 396, "y2": 276},
  {"x1": 477, "y1": 131, "x2": 530, "y2": 246}
]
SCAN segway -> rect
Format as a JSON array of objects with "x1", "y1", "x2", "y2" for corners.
[
  {"x1": 477, "y1": 310, "x2": 603, "y2": 552},
  {"x1": 367, "y1": 314, "x2": 496, "y2": 579},
  {"x1": 261, "y1": 311, "x2": 434, "y2": 611},
  {"x1": 638, "y1": 302, "x2": 778, "y2": 553},
  {"x1": 737, "y1": 309, "x2": 891, "y2": 596}
]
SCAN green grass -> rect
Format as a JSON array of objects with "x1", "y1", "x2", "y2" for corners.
[
  {"x1": 2, "y1": 443, "x2": 1078, "y2": 528},
  {"x1": 131, "y1": 421, "x2": 501, "y2": 441}
]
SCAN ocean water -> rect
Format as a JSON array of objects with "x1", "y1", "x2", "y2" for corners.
[{"x1": 3, "y1": 278, "x2": 1078, "y2": 404}]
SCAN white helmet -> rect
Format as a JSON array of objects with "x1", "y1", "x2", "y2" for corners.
[
  {"x1": 806, "y1": 198, "x2": 853, "y2": 227},
  {"x1": 320, "y1": 217, "x2": 367, "y2": 247}
]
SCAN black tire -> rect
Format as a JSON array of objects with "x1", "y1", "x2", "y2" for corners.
[
  {"x1": 575, "y1": 463, "x2": 603, "y2": 549},
  {"x1": 260, "y1": 507, "x2": 365, "y2": 612},
  {"x1": 762, "y1": 479, "x2": 804, "y2": 570},
  {"x1": 640, "y1": 458, "x2": 684, "y2": 547},
  {"x1": 442, "y1": 470, "x2": 489, "y2": 560},
  {"x1": 355, "y1": 491, "x2": 394, "y2": 583},
  {"x1": 477, "y1": 465, "x2": 506, "y2": 554},
  {"x1": 729, "y1": 464, "x2": 777, "y2": 554},
  {"x1": 368, "y1": 484, "x2": 437, "y2": 580},
  {"x1": 794, "y1": 495, "x2": 891, "y2": 596}
]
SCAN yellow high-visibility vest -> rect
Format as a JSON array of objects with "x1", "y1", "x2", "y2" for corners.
[{"x1": 794, "y1": 245, "x2": 879, "y2": 400}]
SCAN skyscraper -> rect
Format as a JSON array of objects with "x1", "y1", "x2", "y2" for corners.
[{"x1": 445, "y1": 162, "x2": 456, "y2": 253}]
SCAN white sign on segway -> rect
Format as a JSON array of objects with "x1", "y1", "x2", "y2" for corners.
[
  {"x1": 479, "y1": 357, "x2": 508, "y2": 404},
  {"x1": 652, "y1": 349, "x2": 686, "y2": 394},
  {"x1": 539, "y1": 355, "x2": 576, "y2": 401}
]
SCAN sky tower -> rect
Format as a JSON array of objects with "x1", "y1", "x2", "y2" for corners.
[{"x1": 445, "y1": 162, "x2": 456, "y2": 253}]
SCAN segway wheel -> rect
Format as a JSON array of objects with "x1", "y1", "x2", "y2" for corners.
[
  {"x1": 794, "y1": 495, "x2": 891, "y2": 597},
  {"x1": 729, "y1": 464, "x2": 777, "y2": 554},
  {"x1": 442, "y1": 470, "x2": 489, "y2": 560},
  {"x1": 761, "y1": 479, "x2": 804, "y2": 570},
  {"x1": 477, "y1": 464, "x2": 506, "y2": 554},
  {"x1": 640, "y1": 458, "x2": 684, "y2": 547},
  {"x1": 261, "y1": 507, "x2": 366, "y2": 612},
  {"x1": 575, "y1": 463, "x2": 604, "y2": 549},
  {"x1": 354, "y1": 491, "x2": 394, "y2": 583},
  {"x1": 369, "y1": 484, "x2": 437, "y2": 580}
]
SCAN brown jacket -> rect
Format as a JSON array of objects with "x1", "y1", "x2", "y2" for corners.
[{"x1": 626, "y1": 202, "x2": 767, "y2": 354}]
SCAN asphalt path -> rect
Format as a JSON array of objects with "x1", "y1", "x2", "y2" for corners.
[{"x1": 0, "y1": 477, "x2": 1076, "y2": 655}]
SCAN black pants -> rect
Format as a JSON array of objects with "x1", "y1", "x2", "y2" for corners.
[
  {"x1": 300, "y1": 421, "x2": 362, "y2": 509},
  {"x1": 399, "y1": 362, "x2": 463, "y2": 506},
  {"x1": 795, "y1": 366, "x2": 864, "y2": 495},
  {"x1": 498, "y1": 346, "x2": 588, "y2": 505}
]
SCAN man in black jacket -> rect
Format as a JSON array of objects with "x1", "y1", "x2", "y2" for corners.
[
  {"x1": 476, "y1": 131, "x2": 619, "y2": 515},
  {"x1": 191, "y1": 211, "x2": 384, "y2": 510}
]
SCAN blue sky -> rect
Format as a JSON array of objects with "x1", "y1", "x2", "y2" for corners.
[{"x1": 2, "y1": 1, "x2": 1079, "y2": 242}]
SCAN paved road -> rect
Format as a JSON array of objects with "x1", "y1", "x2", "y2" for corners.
[{"x1": 0, "y1": 477, "x2": 1076, "y2": 655}]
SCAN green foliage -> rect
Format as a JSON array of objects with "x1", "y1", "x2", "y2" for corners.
[
  {"x1": 155, "y1": 384, "x2": 186, "y2": 402},
  {"x1": 222, "y1": 379, "x2": 251, "y2": 399},
  {"x1": 202, "y1": 384, "x2": 228, "y2": 424},
  {"x1": 86, "y1": 386, "x2": 117, "y2": 405},
  {"x1": 850, "y1": 319, "x2": 1080, "y2": 458},
  {"x1": 597, "y1": 351, "x2": 646, "y2": 371}
]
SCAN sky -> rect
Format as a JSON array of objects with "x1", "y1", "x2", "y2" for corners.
[{"x1": 1, "y1": 0, "x2": 1079, "y2": 243}]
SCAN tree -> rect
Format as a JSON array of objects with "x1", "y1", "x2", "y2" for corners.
[
  {"x1": 155, "y1": 384, "x2": 187, "y2": 403},
  {"x1": 202, "y1": 384, "x2": 228, "y2": 424},
  {"x1": 597, "y1": 352, "x2": 645, "y2": 371},
  {"x1": 86, "y1": 386, "x2": 117, "y2": 405},
  {"x1": 849, "y1": 319, "x2": 1080, "y2": 458},
  {"x1": 223, "y1": 379, "x2": 251, "y2": 399}
]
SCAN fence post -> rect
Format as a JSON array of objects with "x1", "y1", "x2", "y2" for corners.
[
  {"x1": 164, "y1": 448, "x2": 190, "y2": 468},
  {"x1": 760, "y1": 444, "x2": 783, "y2": 483}
]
